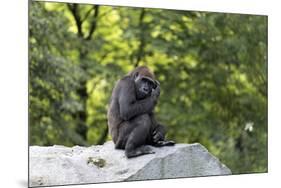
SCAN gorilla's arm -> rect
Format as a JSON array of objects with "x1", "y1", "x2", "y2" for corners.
[{"x1": 118, "y1": 79, "x2": 158, "y2": 121}]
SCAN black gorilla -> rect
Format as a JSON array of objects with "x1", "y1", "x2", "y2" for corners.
[{"x1": 107, "y1": 66, "x2": 174, "y2": 158}]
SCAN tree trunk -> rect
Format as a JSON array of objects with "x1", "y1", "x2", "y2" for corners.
[
  {"x1": 134, "y1": 9, "x2": 146, "y2": 67},
  {"x1": 68, "y1": 4, "x2": 100, "y2": 145},
  {"x1": 76, "y1": 80, "x2": 88, "y2": 141}
]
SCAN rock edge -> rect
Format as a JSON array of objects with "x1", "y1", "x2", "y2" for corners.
[{"x1": 29, "y1": 141, "x2": 231, "y2": 187}]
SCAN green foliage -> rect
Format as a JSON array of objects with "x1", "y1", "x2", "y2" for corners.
[{"x1": 29, "y1": 1, "x2": 267, "y2": 174}]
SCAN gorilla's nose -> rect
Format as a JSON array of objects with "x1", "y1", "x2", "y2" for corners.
[{"x1": 143, "y1": 87, "x2": 149, "y2": 92}]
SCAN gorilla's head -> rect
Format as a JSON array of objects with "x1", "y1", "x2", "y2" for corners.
[
  {"x1": 135, "y1": 76, "x2": 158, "y2": 99},
  {"x1": 129, "y1": 66, "x2": 159, "y2": 100}
]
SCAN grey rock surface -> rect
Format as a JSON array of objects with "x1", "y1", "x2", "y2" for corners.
[{"x1": 29, "y1": 141, "x2": 231, "y2": 187}]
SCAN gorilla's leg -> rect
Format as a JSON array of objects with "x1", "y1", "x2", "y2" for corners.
[
  {"x1": 125, "y1": 114, "x2": 155, "y2": 158},
  {"x1": 114, "y1": 121, "x2": 135, "y2": 150}
]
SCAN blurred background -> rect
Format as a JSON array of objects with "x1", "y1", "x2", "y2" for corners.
[{"x1": 29, "y1": 1, "x2": 267, "y2": 174}]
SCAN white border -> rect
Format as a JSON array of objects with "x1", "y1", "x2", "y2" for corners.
[
  {"x1": 1, "y1": 0, "x2": 280, "y2": 188},
  {"x1": 38, "y1": 0, "x2": 270, "y2": 15}
]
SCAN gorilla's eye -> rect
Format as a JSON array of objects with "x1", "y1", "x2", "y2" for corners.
[{"x1": 142, "y1": 78, "x2": 152, "y2": 84}]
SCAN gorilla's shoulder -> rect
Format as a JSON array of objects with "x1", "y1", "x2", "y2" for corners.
[
  {"x1": 119, "y1": 76, "x2": 133, "y2": 84},
  {"x1": 114, "y1": 76, "x2": 134, "y2": 92},
  {"x1": 120, "y1": 75, "x2": 131, "y2": 81}
]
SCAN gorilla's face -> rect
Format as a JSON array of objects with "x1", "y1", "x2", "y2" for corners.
[{"x1": 135, "y1": 76, "x2": 157, "y2": 100}]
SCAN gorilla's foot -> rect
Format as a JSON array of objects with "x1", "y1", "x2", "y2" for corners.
[
  {"x1": 154, "y1": 140, "x2": 175, "y2": 147},
  {"x1": 125, "y1": 145, "x2": 155, "y2": 158}
]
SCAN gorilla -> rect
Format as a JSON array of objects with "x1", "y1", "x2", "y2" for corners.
[{"x1": 107, "y1": 66, "x2": 174, "y2": 158}]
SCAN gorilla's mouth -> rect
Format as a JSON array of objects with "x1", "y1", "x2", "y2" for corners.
[{"x1": 137, "y1": 90, "x2": 150, "y2": 100}]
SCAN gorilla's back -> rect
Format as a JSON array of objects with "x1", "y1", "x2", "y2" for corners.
[{"x1": 107, "y1": 79, "x2": 122, "y2": 143}]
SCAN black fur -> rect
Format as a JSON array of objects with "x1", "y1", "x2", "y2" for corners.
[{"x1": 107, "y1": 66, "x2": 175, "y2": 158}]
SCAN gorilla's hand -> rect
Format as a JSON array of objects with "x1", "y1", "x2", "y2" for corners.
[
  {"x1": 151, "y1": 85, "x2": 160, "y2": 100},
  {"x1": 150, "y1": 86, "x2": 160, "y2": 107},
  {"x1": 152, "y1": 130, "x2": 164, "y2": 143}
]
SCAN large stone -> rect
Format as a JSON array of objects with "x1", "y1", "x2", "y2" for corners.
[{"x1": 29, "y1": 141, "x2": 231, "y2": 187}]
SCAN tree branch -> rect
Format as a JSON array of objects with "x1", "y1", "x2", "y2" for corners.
[
  {"x1": 81, "y1": 6, "x2": 95, "y2": 23},
  {"x1": 67, "y1": 4, "x2": 84, "y2": 38},
  {"x1": 86, "y1": 5, "x2": 100, "y2": 40}
]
